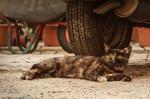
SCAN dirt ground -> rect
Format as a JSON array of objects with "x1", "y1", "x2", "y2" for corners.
[{"x1": 0, "y1": 44, "x2": 150, "y2": 99}]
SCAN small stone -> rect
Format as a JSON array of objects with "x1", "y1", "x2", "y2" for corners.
[
  {"x1": 10, "y1": 86, "x2": 13, "y2": 87},
  {"x1": 40, "y1": 93, "x2": 44, "y2": 95}
]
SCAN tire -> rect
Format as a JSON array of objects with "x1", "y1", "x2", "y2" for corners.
[
  {"x1": 101, "y1": 12, "x2": 133, "y2": 49},
  {"x1": 66, "y1": 1, "x2": 133, "y2": 56},
  {"x1": 57, "y1": 25, "x2": 73, "y2": 53},
  {"x1": 66, "y1": 1, "x2": 105, "y2": 56}
]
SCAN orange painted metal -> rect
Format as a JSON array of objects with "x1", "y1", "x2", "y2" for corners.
[
  {"x1": 42, "y1": 22, "x2": 67, "y2": 46},
  {"x1": 138, "y1": 27, "x2": 150, "y2": 47}
]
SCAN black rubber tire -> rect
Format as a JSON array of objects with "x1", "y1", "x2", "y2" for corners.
[
  {"x1": 101, "y1": 12, "x2": 133, "y2": 49},
  {"x1": 66, "y1": 1, "x2": 133, "y2": 56},
  {"x1": 57, "y1": 25, "x2": 73, "y2": 53},
  {"x1": 66, "y1": 1, "x2": 105, "y2": 56}
]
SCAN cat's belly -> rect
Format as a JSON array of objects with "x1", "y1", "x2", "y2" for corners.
[
  {"x1": 52, "y1": 56, "x2": 96, "y2": 78},
  {"x1": 50, "y1": 55, "x2": 102, "y2": 79},
  {"x1": 53, "y1": 64, "x2": 86, "y2": 79}
]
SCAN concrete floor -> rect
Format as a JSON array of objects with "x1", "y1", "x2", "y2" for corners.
[{"x1": 0, "y1": 43, "x2": 150, "y2": 99}]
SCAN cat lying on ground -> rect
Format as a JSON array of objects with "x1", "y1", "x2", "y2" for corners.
[{"x1": 20, "y1": 46, "x2": 132, "y2": 82}]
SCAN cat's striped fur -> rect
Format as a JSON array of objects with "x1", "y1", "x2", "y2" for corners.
[{"x1": 21, "y1": 46, "x2": 132, "y2": 82}]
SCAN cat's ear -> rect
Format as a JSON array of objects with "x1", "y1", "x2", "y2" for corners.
[{"x1": 122, "y1": 46, "x2": 132, "y2": 56}]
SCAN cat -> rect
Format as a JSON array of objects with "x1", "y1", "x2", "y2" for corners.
[{"x1": 20, "y1": 46, "x2": 132, "y2": 82}]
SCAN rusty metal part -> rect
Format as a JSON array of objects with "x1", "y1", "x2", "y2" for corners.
[
  {"x1": 93, "y1": 0, "x2": 122, "y2": 15},
  {"x1": 0, "y1": 15, "x2": 44, "y2": 54},
  {"x1": 114, "y1": 0, "x2": 139, "y2": 17},
  {"x1": 129, "y1": 0, "x2": 150, "y2": 24},
  {"x1": 14, "y1": 23, "x2": 45, "y2": 54}
]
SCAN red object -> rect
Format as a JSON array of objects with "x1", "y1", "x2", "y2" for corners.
[
  {"x1": 137, "y1": 27, "x2": 150, "y2": 47},
  {"x1": 43, "y1": 25, "x2": 60, "y2": 46},
  {"x1": 66, "y1": 30, "x2": 70, "y2": 43},
  {"x1": 0, "y1": 24, "x2": 8, "y2": 46},
  {"x1": 13, "y1": 36, "x2": 27, "y2": 47},
  {"x1": 132, "y1": 27, "x2": 139, "y2": 43},
  {"x1": 42, "y1": 22, "x2": 67, "y2": 47},
  {"x1": 0, "y1": 24, "x2": 16, "y2": 46},
  {"x1": 0, "y1": 24, "x2": 27, "y2": 47}
]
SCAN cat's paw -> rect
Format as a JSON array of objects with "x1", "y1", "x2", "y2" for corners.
[
  {"x1": 122, "y1": 76, "x2": 132, "y2": 82},
  {"x1": 20, "y1": 70, "x2": 37, "y2": 80},
  {"x1": 97, "y1": 76, "x2": 107, "y2": 82},
  {"x1": 20, "y1": 74, "x2": 33, "y2": 80},
  {"x1": 20, "y1": 73, "x2": 33, "y2": 80}
]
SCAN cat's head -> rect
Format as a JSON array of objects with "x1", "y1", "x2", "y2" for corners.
[
  {"x1": 104, "y1": 43, "x2": 132, "y2": 58},
  {"x1": 106, "y1": 46, "x2": 132, "y2": 58},
  {"x1": 102, "y1": 46, "x2": 132, "y2": 72}
]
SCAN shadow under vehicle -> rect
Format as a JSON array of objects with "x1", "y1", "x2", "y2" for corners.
[{"x1": 0, "y1": 0, "x2": 150, "y2": 55}]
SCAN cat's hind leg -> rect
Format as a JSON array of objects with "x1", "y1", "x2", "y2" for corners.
[
  {"x1": 20, "y1": 59, "x2": 57, "y2": 80},
  {"x1": 97, "y1": 73, "x2": 131, "y2": 82}
]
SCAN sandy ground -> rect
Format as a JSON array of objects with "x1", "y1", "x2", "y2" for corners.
[{"x1": 0, "y1": 43, "x2": 150, "y2": 99}]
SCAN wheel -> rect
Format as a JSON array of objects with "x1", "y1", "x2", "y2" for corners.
[
  {"x1": 57, "y1": 25, "x2": 73, "y2": 53},
  {"x1": 66, "y1": 1, "x2": 133, "y2": 56},
  {"x1": 101, "y1": 12, "x2": 133, "y2": 49},
  {"x1": 66, "y1": 1, "x2": 105, "y2": 56}
]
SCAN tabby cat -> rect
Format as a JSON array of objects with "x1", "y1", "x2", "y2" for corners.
[{"x1": 20, "y1": 46, "x2": 132, "y2": 82}]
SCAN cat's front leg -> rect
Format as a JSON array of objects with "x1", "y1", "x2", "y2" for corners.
[
  {"x1": 97, "y1": 73, "x2": 131, "y2": 82},
  {"x1": 20, "y1": 67, "x2": 40, "y2": 80},
  {"x1": 20, "y1": 59, "x2": 56, "y2": 80}
]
